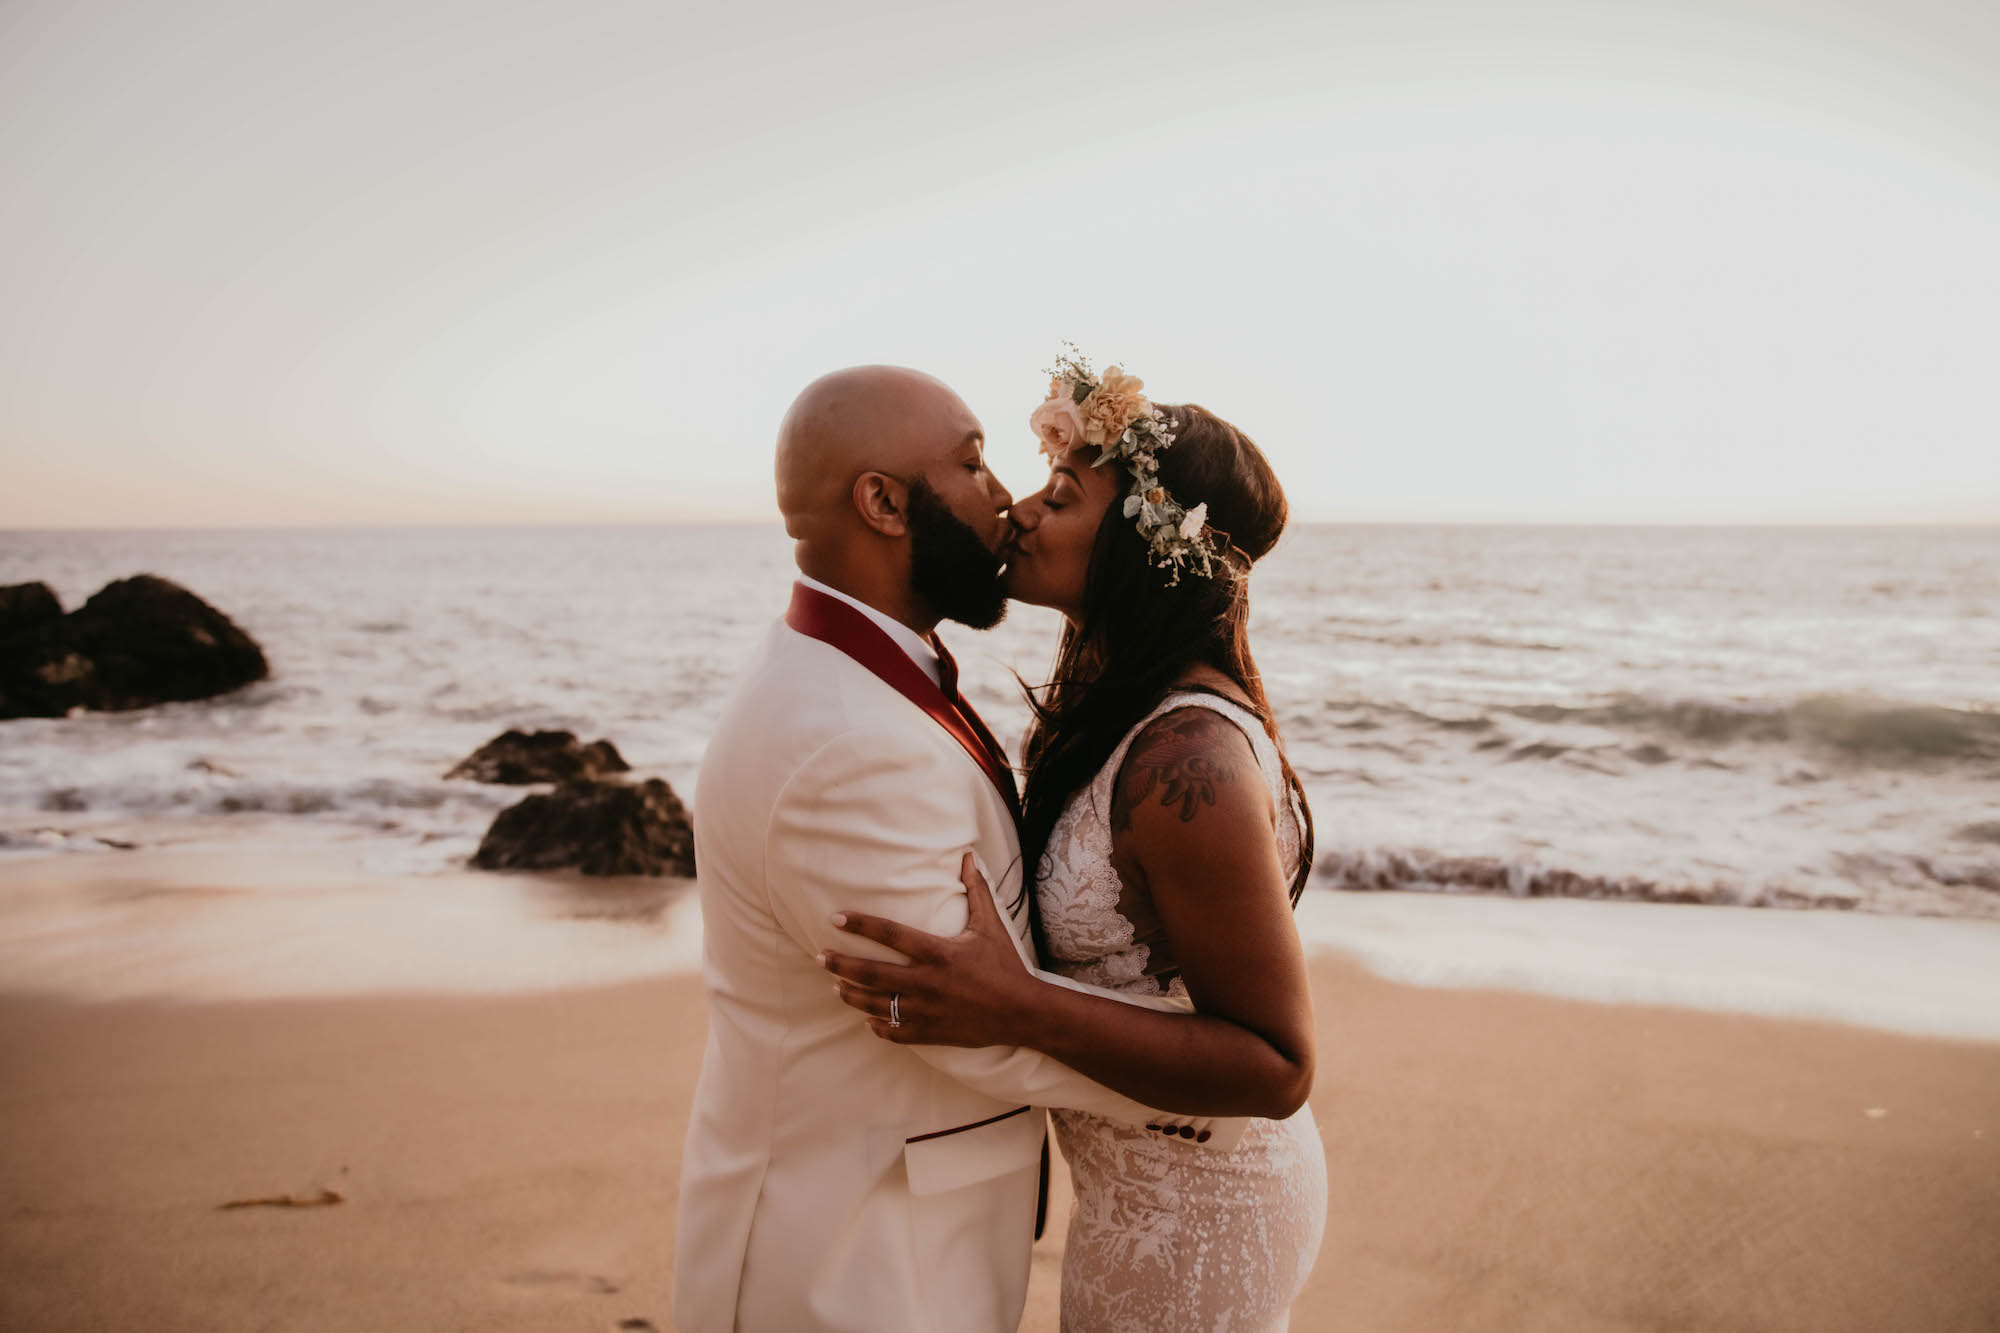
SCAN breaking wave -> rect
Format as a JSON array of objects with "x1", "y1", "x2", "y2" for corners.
[
  {"x1": 1498, "y1": 692, "x2": 2000, "y2": 762},
  {"x1": 1316, "y1": 847, "x2": 1850, "y2": 910},
  {"x1": 1315, "y1": 846, "x2": 2000, "y2": 917},
  {"x1": 28, "y1": 775, "x2": 512, "y2": 821},
  {"x1": 1313, "y1": 692, "x2": 2000, "y2": 766}
]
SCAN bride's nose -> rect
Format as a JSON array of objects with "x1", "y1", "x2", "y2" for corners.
[{"x1": 1007, "y1": 498, "x2": 1041, "y2": 531}]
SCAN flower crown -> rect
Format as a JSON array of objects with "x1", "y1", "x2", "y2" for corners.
[{"x1": 1028, "y1": 345, "x2": 1219, "y2": 585}]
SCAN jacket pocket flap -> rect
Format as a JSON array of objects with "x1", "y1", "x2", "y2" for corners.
[{"x1": 902, "y1": 1105, "x2": 1045, "y2": 1196}]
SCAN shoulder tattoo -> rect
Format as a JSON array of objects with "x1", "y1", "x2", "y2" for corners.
[{"x1": 1111, "y1": 708, "x2": 1247, "y2": 831}]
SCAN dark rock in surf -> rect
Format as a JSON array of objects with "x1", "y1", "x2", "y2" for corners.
[
  {"x1": 444, "y1": 729, "x2": 632, "y2": 784},
  {"x1": 0, "y1": 575, "x2": 268, "y2": 719},
  {"x1": 0, "y1": 583, "x2": 63, "y2": 640},
  {"x1": 471, "y1": 778, "x2": 694, "y2": 877}
]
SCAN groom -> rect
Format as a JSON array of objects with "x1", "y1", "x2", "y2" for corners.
[{"x1": 674, "y1": 367, "x2": 1240, "y2": 1333}]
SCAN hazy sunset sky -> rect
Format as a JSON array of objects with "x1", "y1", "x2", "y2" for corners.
[{"x1": 3, "y1": 0, "x2": 1997, "y2": 528}]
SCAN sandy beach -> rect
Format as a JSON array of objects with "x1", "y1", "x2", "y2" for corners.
[
  {"x1": 8, "y1": 1, "x2": 1999, "y2": 1326},
  {"x1": 4, "y1": 945, "x2": 1997, "y2": 1333}
]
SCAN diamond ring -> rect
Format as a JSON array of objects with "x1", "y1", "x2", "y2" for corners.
[{"x1": 889, "y1": 993, "x2": 902, "y2": 1028}]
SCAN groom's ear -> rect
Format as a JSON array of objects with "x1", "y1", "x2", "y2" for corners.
[{"x1": 853, "y1": 471, "x2": 911, "y2": 538}]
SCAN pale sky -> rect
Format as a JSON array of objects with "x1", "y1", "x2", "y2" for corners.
[{"x1": 3, "y1": 0, "x2": 1997, "y2": 529}]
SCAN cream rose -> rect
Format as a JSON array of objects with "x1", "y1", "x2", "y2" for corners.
[
  {"x1": 1178, "y1": 502, "x2": 1208, "y2": 540},
  {"x1": 1029, "y1": 394, "x2": 1086, "y2": 457}
]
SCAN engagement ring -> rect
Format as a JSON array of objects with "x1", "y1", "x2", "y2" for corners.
[{"x1": 889, "y1": 993, "x2": 901, "y2": 1028}]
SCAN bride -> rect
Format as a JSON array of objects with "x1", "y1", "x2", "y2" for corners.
[{"x1": 820, "y1": 353, "x2": 1327, "y2": 1332}]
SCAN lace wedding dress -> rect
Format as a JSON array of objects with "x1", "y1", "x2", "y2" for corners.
[{"x1": 1038, "y1": 691, "x2": 1328, "y2": 1333}]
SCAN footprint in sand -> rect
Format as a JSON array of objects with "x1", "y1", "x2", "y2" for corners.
[{"x1": 499, "y1": 1268, "x2": 620, "y2": 1295}]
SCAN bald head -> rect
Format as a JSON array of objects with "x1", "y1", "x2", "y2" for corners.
[
  {"x1": 774, "y1": 365, "x2": 981, "y2": 539},
  {"x1": 770, "y1": 364, "x2": 1012, "y2": 633}
]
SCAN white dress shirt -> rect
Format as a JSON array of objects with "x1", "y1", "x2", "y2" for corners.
[{"x1": 795, "y1": 573, "x2": 943, "y2": 688}]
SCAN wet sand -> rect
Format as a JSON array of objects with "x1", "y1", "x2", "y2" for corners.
[{"x1": 3, "y1": 954, "x2": 1996, "y2": 1332}]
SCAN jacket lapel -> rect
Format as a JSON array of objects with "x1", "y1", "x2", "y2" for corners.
[{"x1": 784, "y1": 582, "x2": 1022, "y2": 824}]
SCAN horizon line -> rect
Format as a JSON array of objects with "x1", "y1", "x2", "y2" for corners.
[{"x1": 5, "y1": 516, "x2": 1998, "y2": 535}]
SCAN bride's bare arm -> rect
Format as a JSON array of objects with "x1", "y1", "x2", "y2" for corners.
[{"x1": 821, "y1": 708, "x2": 1315, "y2": 1121}]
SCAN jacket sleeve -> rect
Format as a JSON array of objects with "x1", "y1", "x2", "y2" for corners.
[{"x1": 763, "y1": 726, "x2": 1247, "y2": 1148}]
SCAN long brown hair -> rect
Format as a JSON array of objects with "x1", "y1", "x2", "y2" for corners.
[{"x1": 1016, "y1": 403, "x2": 1316, "y2": 922}]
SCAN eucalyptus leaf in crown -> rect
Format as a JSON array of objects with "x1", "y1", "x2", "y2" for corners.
[{"x1": 1028, "y1": 344, "x2": 1218, "y2": 585}]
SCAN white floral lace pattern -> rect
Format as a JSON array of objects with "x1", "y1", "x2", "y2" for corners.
[{"x1": 1037, "y1": 692, "x2": 1326, "y2": 1333}]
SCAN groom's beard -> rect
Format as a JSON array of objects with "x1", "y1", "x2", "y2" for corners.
[{"x1": 907, "y1": 477, "x2": 1009, "y2": 631}]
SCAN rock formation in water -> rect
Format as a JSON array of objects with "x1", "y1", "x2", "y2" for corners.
[
  {"x1": 471, "y1": 777, "x2": 695, "y2": 877},
  {"x1": 0, "y1": 582, "x2": 63, "y2": 640},
  {"x1": 444, "y1": 729, "x2": 632, "y2": 784},
  {"x1": 0, "y1": 575, "x2": 269, "y2": 719}
]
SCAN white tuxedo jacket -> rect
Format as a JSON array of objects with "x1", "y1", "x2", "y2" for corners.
[{"x1": 674, "y1": 610, "x2": 1243, "y2": 1333}]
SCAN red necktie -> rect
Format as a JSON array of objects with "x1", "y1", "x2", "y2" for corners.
[{"x1": 930, "y1": 635, "x2": 1020, "y2": 823}]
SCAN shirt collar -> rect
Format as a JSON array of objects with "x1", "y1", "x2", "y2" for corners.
[{"x1": 794, "y1": 574, "x2": 942, "y2": 688}]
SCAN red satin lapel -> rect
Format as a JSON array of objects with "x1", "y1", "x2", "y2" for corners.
[{"x1": 784, "y1": 583, "x2": 1021, "y2": 823}]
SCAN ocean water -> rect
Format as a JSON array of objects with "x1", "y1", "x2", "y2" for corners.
[{"x1": 3, "y1": 523, "x2": 1998, "y2": 925}]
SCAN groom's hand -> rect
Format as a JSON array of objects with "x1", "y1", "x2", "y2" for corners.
[{"x1": 821, "y1": 851, "x2": 1033, "y2": 1047}]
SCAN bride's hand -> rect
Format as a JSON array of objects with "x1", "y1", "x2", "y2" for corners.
[{"x1": 819, "y1": 851, "x2": 1034, "y2": 1047}]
